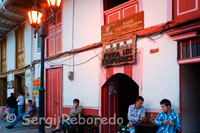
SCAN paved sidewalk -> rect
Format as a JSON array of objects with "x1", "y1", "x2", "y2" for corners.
[{"x1": 0, "y1": 119, "x2": 53, "y2": 133}]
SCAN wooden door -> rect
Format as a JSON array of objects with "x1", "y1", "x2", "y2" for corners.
[
  {"x1": 0, "y1": 78, "x2": 7, "y2": 106},
  {"x1": 101, "y1": 74, "x2": 139, "y2": 133},
  {"x1": 46, "y1": 67, "x2": 63, "y2": 126},
  {"x1": 1, "y1": 37, "x2": 7, "y2": 73},
  {"x1": 15, "y1": 24, "x2": 25, "y2": 69},
  {"x1": 101, "y1": 79, "x2": 119, "y2": 133}
]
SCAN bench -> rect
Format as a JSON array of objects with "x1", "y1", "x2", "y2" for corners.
[{"x1": 52, "y1": 115, "x2": 100, "y2": 133}]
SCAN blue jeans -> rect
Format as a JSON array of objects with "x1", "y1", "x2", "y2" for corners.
[
  {"x1": 9, "y1": 108, "x2": 15, "y2": 114},
  {"x1": 8, "y1": 113, "x2": 29, "y2": 127},
  {"x1": 18, "y1": 105, "x2": 24, "y2": 116}
]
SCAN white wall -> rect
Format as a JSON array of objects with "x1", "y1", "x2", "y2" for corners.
[
  {"x1": 24, "y1": 21, "x2": 32, "y2": 66},
  {"x1": 43, "y1": 48, "x2": 101, "y2": 107},
  {"x1": 139, "y1": 34, "x2": 179, "y2": 109},
  {"x1": 6, "y1": 30, "x2": 15, "y2": 71},
  {"x1": 62, "y1": 0, "x2": 102, "y2": 52},
  {"x1": 7, "y1": 73, "x2": 14, "y2": 97},
  {"x1": 61, "y1": 48, "x2": 101, "y2": 107},
  {"x1": 59, "y1": 0, "x2": 103, "y2": 107},
  {"x1": 143, "y1": 0, "x2": 168, "y2": 28},
  {"x1": 33, "y1": 32, "x2": 41, "y2": 61},
  {"x1": 34, "y1": 64, "x2": 41, "y2": 79},
  {"x1": 6, "y1": 21, "x2": 33, "y2": 71}
]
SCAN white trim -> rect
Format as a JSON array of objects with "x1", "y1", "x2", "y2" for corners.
[
  {"x1": 177, "y1": 0, "x2": 198, "y2": 16},
  {"x1": 107, "y1": 11, "x2": 120, "y2": 24},
  {"x1": 122, "y1": 4, "x2": 137, "y2": 18},
  {"x1": 178, "y1": 57, "x2": 200, "y2": 64}
]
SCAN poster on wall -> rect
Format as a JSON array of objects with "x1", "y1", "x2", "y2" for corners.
[
  {"x1": 33, "y1": 79, "x2": 40, "y2": 96},
  {"x1": 33, "y1": 78, "x2": 40, "y2": 108},
  {"x1": 25, "y1": 70, "x2": 32, "y2": 100},
  {"x1": 7, "y1": 81, "x2": 14, "y2": 89},
  {"x1": 102, "y1": 34, "x2": 136, "y2": 67}
]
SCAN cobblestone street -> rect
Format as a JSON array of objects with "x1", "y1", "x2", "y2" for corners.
[{"x1": 0, "y1": 119, "x2": 53, "y2": 133}]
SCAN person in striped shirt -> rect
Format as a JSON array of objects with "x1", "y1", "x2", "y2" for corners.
[
  {"x1": 127, "y1": 96, "x2": 145, "y2": 133},
  {"x1": 154, "y1": 99, "x2": 182, "y2": 133}
]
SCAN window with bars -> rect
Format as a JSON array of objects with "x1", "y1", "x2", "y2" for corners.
[{"x1": 178, "y1": 37, "x2": 200, "y2": 59}]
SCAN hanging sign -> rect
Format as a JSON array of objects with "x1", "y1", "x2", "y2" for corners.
[
  {"x1": 101, "y1": 11, "x2": 144, "y2": 40},
  {"x1": 102, "y1": 34, "x2": 136, "y2": 67}
]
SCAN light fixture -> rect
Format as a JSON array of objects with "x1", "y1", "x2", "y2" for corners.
[
  {"x1": 47, "y1": 0, "x2": 62, "y2": 12},
  {"x1": 27, "y1": 2, "x2": 42, "y2": 28}
]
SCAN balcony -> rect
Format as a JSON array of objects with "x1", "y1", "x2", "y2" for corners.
[{"x1": 104, "y1": 0, "x2": 139, "y2": 25}]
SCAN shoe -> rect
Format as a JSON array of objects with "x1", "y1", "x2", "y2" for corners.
[
  {"x1": 52, "y1": 128, "x2": 61, "y2": 133},
  {"x1": 6, "y1": 125, "x2": 13, "y2": 129}
]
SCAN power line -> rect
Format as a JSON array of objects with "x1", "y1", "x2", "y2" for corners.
[{"x1": 46, "y1": 51, "x2": 102, "y2": 66}]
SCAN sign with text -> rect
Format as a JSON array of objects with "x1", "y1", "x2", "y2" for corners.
[
  {"x1": 101, "y1": 11, "x2": 144, "y2": 40},
  {"x1": 33, "y1": 79, "x2": 40, "y2": 96},
  {"x1": 102, "y1": 35, "x2": 136, "y2": 67}
]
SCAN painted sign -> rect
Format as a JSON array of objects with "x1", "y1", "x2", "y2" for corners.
[
  {"x1": 102, "y1": 35, "x2": 136, "y2": 67},
  {"x1": 101, "y1": 11, "x2": 144, "y2": 40},
  {"x1": 33, "y1": 79, "x2": 40, "y2": 96}
]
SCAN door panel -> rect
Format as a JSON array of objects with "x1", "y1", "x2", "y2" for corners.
[{"x1": 46, "y1": 67, "x2": 62, "y2": 126}]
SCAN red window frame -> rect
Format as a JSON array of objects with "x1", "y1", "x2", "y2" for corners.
[
  {"x1": 46, "y1": 8, "x2": 62, "y2": 58},
  {"x1": 173, "y1": 0, "x2": 200, "y2": 23},
  {"x1": 178, "y1": 37, "x2": 200, "y2": 60},
  {"x1": 104, "y1": 0, "x2": 139, "y2": 25}
]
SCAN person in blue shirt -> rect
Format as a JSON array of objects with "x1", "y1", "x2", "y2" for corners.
[
  {"x1": 154, "y1": 99, "x2": 182, "y2": 133},
  {"x1": 6, "y1": 100, "x2": 34, "y2": 129},
  {"x1": 127, "y1": 96, "x2": 145, "y2": 133}
]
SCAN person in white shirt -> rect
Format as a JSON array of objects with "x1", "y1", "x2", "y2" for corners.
[
  {"x1": 16, "y1": 91, "x2": 24, "y2": 116},
  {"x1": 35, "y1": 95, "x2": 39, "y2": 108}
]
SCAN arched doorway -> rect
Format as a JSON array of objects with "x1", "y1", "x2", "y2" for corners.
[{"x1": 101, "y1": 73, "x2": 139, "y2": 133}]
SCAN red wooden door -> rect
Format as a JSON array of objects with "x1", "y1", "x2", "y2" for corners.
[
  {"x1": 101, "y1": 80, "x2": 119, "y2": 133},
  {"x1": 46, "y1": 67, "x2": 63, "y2": 126}
]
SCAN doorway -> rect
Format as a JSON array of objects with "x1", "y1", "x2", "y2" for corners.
[
  {"x1": 46, "y1": 67, "x2": 63, "y2": 126},
  {"x1": 15, "y1": 73, "x2": 25, "y2": 96},
  {"x1": 181, "y1": 63, "x2": 200, "y2": 132},
  {"x1": 101, "y1": 73, "x2": 139, "y2": 133},
  {"x1": 14, "y1": 73, "x2": 25, "y2": 113},
  {"x1": 0, "y1": 77, "x2": 7, "y2": 106}
]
